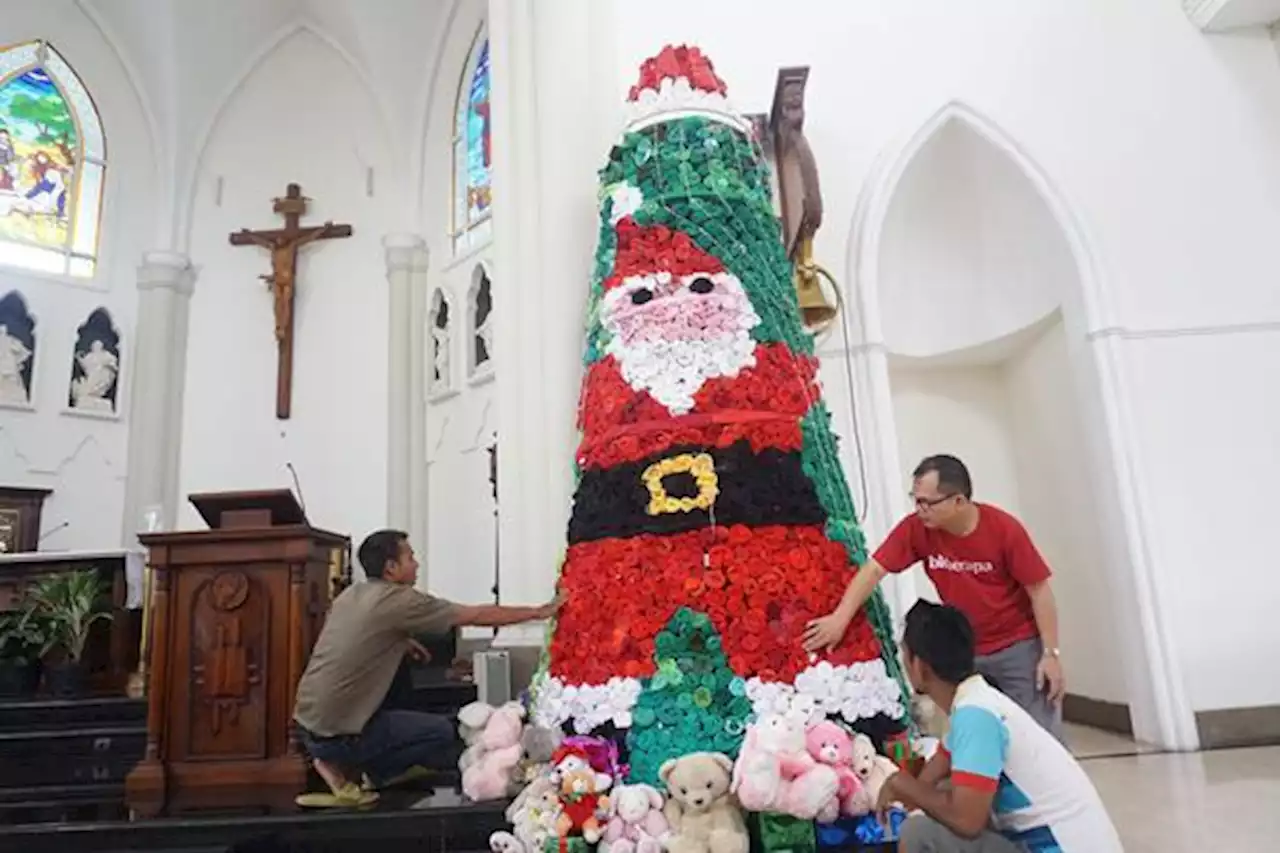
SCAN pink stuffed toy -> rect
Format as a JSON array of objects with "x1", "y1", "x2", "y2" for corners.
[
  {"x1": 461, "y1": 701, "x2": 527, "y2": 801},
  {"x1": 601, "y1": 783, "x2": 669, "y2": 853},
  {"x1": 731, "y1": 714, "x2": 838, "y2": 819},
  {"x1": 805, "y1": 720, "x2": 872, "y2": 821}
]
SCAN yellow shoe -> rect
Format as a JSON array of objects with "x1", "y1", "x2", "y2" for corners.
[
  {"x1": 363, "y1": 765, "x2": 435, "y2": 791},
  {"x1": 295, "y1": 782, "x2": 380, "y2": 809}
]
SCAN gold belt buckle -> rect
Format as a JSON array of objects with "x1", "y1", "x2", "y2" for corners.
[{"x1": 642, "y1": 452, "x2": 719, "y2": 516}]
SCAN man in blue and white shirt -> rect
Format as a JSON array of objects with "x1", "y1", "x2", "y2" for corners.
[{"x1": 878, "y1": 601, "x2": 1124, "y2": 853}]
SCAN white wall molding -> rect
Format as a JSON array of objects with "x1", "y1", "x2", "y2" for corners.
[
  {"x1": 384, "y1": 233, "x2": 429, "y2": 540},
  {"x1": 1184, "y1": 0, "x2": 1280, "y2": 31},
  {"x1": 844, "y1": 100, "x2": 1199, "y2": 751},
  {"x1": 1088, "y1": 318, "x2": 1280, "y2": 341}
]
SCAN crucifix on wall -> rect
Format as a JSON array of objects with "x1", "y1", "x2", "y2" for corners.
[{"x1": 229, "y1": 183, "x2": 352, "y2": 419}]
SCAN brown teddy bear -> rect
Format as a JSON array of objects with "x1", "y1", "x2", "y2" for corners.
[{"x1": 659, "y1": 753, "x2": 749, "y2": 853}]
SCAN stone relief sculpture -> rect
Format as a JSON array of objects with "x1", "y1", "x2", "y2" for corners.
[
  {"x1": 0, "y1": 291, "x2": 36, "y2": 407},
  {"x1": 68, "y1": 307, "x2": 120, "y2": 414},
  {"x1": 429, "y1": 289, "x2": 452, "y2": 394},
  {"x1": 470, "y1": 265, "x2": 493, "y2": 375}
]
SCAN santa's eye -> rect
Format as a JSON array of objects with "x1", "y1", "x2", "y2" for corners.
[
  {"x1": 689, "y1": 276, "x2": 715, "y2": 294},
  {"x1": 630, "y1": 288, "x2": 654, "y2": 305}
]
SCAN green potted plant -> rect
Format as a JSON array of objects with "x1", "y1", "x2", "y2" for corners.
[
  {"x1": 0, "y1": 607, "x2": 47, "y2": 697},
  {"x1": 26, "y1": 570, "x2": 113, "y2": 698}
]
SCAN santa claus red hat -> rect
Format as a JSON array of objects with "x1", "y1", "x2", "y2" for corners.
[
  {"x1": 624, "y1": 45, "x2": 749, "y2": 134},
  {"x1": 604, "y1": 217, "x2": 725, "y2": 290}
]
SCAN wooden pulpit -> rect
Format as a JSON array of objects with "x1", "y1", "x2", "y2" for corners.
[{"x1": 126, "y1": 490, "x2": 349, "y2": 814}]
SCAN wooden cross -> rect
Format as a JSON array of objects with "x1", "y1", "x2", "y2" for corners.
[{"x1": 229, "y1": 183, "x2": 352, "y2": 419}]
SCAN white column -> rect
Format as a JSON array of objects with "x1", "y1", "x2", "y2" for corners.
[
  {"x1": 487, "y1": 0, "x2": 619, "y2": 645},
  {"x1": 384, "y1": 233, "x2": 428, "y2": 535},
  {"x1": 119, "y1": 252, "x2": 196, "y2": 542}
]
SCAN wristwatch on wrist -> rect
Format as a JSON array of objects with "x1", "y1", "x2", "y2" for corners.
[{"x1": 1042, "y1": 646, "x2": 1061, "y2": 659}]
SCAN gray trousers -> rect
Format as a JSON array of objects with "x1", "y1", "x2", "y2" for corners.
[
  {"x1": 899, "y1": 814, "x2": 1022, "y2": 853},
  {"x1": 976, "y1": 637, "x2": 1065, "y2": 742}
]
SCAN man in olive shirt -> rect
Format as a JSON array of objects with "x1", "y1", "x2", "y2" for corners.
[{"x1": 294, "y1": 529, "x2": 557, "y2": 800}]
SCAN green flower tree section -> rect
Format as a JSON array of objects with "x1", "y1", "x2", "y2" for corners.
[{"x1": 626, "y1": 608, "x2": 749, "y2": 786}]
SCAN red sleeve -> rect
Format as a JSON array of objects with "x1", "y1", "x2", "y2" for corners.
[
  {"x1": 1004, "y1": 513, "x2": 1052, "y2": 586},
  {"x1": 872, "y1": 514, "x2": 923, "y2": 574}
]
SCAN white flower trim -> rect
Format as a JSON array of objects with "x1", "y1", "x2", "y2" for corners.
[
  {"x1": 608, "y1": 183, "x2": 644, "y2": 223},
  {"x1": 532, "y1": 658, "x2": 903, "y2": 735},
  {"x1": 745, "y1": 659, "x2": 905, "y2": 728},
  {"x1": 532, "y1": 675, "x2": 643, "y2": 734},
  {"x1": 625, "y1": 76, "x2": 751, "y2": 135}
]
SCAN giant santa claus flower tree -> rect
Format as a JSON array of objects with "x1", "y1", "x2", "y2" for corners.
[{"x1": 532, "y1": 46, "x2": 911, "y2": 786}]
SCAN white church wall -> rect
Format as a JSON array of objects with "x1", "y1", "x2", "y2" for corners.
[
  {"x1": 1003, "y1": 318, "x2": 1128, "y2": 706},
  {"x1": 0, "y1": 1, "x2": 158, "y2": 552},
  {"x1": 418, "y1": 0, "x2": 499, "y2": 615},
  {"x1": 179, "y1": 28, "x2": 398, "y2": 544},
  {"x1": 610, "y1": 0, "x2": 1280, "y2": 716}
]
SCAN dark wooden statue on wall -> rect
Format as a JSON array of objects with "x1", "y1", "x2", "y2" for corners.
[
  {"x1": 767, "y1": 67, "x2": 837, "y2": 330},
  {"x1": 229, "y1": 184, "x2": 352, "y2": 420}
]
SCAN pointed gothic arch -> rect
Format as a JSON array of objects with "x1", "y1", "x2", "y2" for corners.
[
  {"x1": 844, "y1": 100, "x2": 1195, "y2": 751},
  {"x1": 0, "y1": 40, "x2": 107, "y2": 278}
]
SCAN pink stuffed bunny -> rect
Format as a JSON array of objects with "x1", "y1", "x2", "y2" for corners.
[
  {"x1": 805, "y1": 720, "x2": 872, "y2": 821},
  {"x1": 461, "y1": 701, "x2": 527, "y2": 801},
  {"x1": 731, "y1": 714, "x2": 838, "y2": 819},
  {"x1": 601, "y1": 783, "x2": 669, "y2": 853}
]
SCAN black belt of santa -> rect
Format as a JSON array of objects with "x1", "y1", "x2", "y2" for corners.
[{"x1": 566, "y1": 440, "x2": 826, "y2": 544}]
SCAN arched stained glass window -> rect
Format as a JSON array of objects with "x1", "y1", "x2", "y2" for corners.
[
  {"x1": 451, "y1": 31, "x2": 490, "y2": 255},
  {"x1": 0, "y1": 41, "x2": 106, "y2": 278}
]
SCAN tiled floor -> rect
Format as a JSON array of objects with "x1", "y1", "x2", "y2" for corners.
[{"x1": 1081, "y1": 745, "x2": 1280, "y2": 851}]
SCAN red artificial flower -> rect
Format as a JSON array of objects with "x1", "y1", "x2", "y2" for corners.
[
  {"x1": 576, "y1": 344, "x2": 817, "y2": 470},
  {"x1": 548, "y1": 525, "x2": 886, "y2": 685},
  {"x1": 627, "y1": 44, "x2": 730, "y2": 102}
]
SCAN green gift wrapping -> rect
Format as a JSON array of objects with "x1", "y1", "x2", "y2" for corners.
[
  {"x1": 756, "y1": 814, "x2": 817, "y2": 853},
  {"x1": 542, "y1": 836, "x2": 593, "y2": 853}
]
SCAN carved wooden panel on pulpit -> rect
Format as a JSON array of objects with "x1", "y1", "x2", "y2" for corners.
[{"x1": 180, "y1": 569, "x2": 274, "y2": 761}]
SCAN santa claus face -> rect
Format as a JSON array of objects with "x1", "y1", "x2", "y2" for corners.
[{"x1": 601, "y1": 268, "x2": 761, "y2": 415}]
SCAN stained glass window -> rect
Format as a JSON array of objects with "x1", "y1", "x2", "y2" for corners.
[
  {"x1": 452, "y1": 32, "x2": 491, "y2": 255},
  {"x1": 0, "y1": 41, "x2": 106, "y2": 278}
]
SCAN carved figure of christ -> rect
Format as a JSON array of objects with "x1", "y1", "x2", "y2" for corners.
[{"x1": 229, "y1": 183, "x2": 352, "y2": 419}]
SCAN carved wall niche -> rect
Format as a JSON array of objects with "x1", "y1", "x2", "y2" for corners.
[
  {"x1": 66, "y1": 307, "x2": 121, "y2": 417},
  {"x1": 467, "y1": 263, "x2": 493, "y2": 383},
  {"x1": 428, "y1": 287, "x2": 455, "y2": 400},
  {"x1": 0, "y1": 290, "x2": 37, "y2": 410}
]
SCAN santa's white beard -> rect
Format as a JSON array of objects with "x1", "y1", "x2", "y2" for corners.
[{"x1": 607, "y1": 333, "x2": 757, "y2": 416}]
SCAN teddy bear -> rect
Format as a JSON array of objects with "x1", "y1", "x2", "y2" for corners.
[
  {"x1": 601, "y1": 783, "x2": 670, "y2": 853},
  {"x1": 550, "y1": 744, "x2": 613, "y2": 844},
  {"x1": 490, "y1": 775, "x2": 563, "y2": 853},
  {"x1": 660, "y1": 752, "x2": 749, "y2": 853},
  {"x1": 515, "y1": 723, "x2": 564, "y2": 785},
  {"x1": 805, "y1": 720, "x2": 873, "y2": 821},
  {"x1": 851, "y1": 732, "x2": 901, "y2": 806},
  {"x1": 459, "y1": 700, "x2": 528, "y2": 801},
  {"x1": 731, "y1": 714, "x2": 839, "y2": 819}
]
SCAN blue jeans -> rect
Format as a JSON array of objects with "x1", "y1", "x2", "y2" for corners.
[{"x1": 300, "y1": 709, "x2": 460, "y2": 786}]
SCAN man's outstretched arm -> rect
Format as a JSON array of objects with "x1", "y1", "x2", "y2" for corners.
[{"x1": 452, "y1": 601, "x2": 556, "y2": 628}]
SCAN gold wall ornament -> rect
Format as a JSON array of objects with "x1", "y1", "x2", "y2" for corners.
[
  {"x1": 642, "y1": 453, "x2": 719, "y2": 516},
  {"x1": 793, "y1": 236, "x2": 840, "y2": 334}
]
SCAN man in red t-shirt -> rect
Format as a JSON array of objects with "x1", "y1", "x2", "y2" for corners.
[{"x1": 804, "y1": 455, "x2": 1066, "y2": 739}]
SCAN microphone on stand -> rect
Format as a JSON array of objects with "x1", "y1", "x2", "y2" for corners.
[{"x1": 285, "y1": 461, "x2": 309, "y2": 524}]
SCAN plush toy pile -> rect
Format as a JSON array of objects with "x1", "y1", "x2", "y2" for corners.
[{"x1": 477, "y1": 43, "x2": 922, "y2": 853}]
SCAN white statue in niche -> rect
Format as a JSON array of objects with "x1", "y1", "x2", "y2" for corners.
[
  {"x1": 0, "y1": 324, "x2": 32, "y2": 405},
  {"x1": 70, "y1": 339, "x2": 118, "y2": 412},
  {"x1": 432, "y1": 324, "x2": 451, "y2": 389}
]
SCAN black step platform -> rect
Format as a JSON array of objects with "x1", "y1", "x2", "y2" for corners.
[{"x1": 0, "y1": 784, "x2": 507, "y2": 853}]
